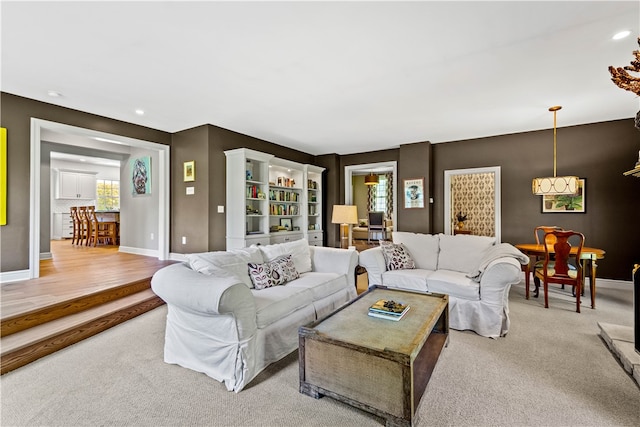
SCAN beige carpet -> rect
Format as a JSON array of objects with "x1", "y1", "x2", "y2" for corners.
[{"x1": 1, "y1": 281, "x2": 639, "y2": 426}]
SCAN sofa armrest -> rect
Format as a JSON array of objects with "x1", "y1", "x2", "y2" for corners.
[
  {"x1": 479, "y1": 257, "x2": 522, "y2": 305},
  {"x1": 151, "y1": 262, "x2": 257, "y2": 317},
  {"x1": 309, "y1": 246, "x2": 358, "y2": 287},
  {"x1": 358, "y1": 247, "x2": 387, "y2": 286},
  {"x1": 309, "y1": 246, "x2": 358, "y2": 288}
]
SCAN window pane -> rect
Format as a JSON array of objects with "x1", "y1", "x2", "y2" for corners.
[{"x1": 96, "y1": 179, "x2": 120, "y2": 211}]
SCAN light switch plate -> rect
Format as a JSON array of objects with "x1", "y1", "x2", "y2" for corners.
[
  {"x1": 217, "y1": 205, "x2": 224, "y2": 213},
  {"x1": 186, "y1": 186, "x2": 195, "y2": 195}
]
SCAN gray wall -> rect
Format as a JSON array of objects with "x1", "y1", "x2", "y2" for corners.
[{"x1": 2, "y1": 91, "x2": 639, "y2": 280}]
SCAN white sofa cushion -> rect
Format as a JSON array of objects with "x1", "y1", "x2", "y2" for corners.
[
  {"x1": 251, "y1": 285, "x2": 314, "y2": 329},
  {"x1": 382, "y1": 269, "x2": 433, "y2": 291},
  {"x1": 258, "y1": 238, "x2": 312, "y2": 273},
  {"x1": 286, "y1": 272, "x2": 347, "y2": 301},
  {"x1": 187, "y1": 247, "x2": 263, "y2": 288},
  {"x1": 437, "y1": 233, "x2": 495, "y2": 274},
  {"x1": 393, "y1": 232, "x2": 439, "y2": 270},
  {"x1": 427, "y1": 269, "x2": 480, "y2": 301}
]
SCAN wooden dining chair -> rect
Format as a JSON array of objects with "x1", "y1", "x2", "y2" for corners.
[
  {"x1": 70, "y1": 207, "x2": 80, "y2": 245},
  {"x1": 87, "y1": 207, "x2": 117, "y2": 246},
  {"x1": 534, "y1": 230, "x2": 585, "y2": 312},
  {"x1": 531, "y1": 226, "x2": 563, "y2": 297},
  {"x1": 76, "y1": 206, "x2": 91, "y2": 246}
]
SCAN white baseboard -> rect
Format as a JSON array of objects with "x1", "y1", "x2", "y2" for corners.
[
  {"x1": 169, "y1": 252, "x2": 187, "y2": 262},
  {"x1": 0, "y1": 269, "x2": 31, "y2": 284},
  {"x1": 118, "y1": 246, "x2": 159, "y2": 258},
  {"x1": 40, "y1": 252, "x2": 52, "y2": 260}
]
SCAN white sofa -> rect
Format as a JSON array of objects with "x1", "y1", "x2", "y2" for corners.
[
  {"x1": 151, "y1": 239, "x2": 358, "y2": 392},
  {"x1": 358, "y1": 232, "x2": 529, "y2": 338}
]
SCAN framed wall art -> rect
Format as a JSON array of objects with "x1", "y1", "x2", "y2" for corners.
[
  {"x1": 542, "y1": 178, "x2": 586, "y2": 213},
  {"x1": 131, "y1": 156, "x2": 151, "y2": 195},
  {"x1": 403, "y1": 178, "x2": 425, "y2": 209},
  {"x1": 184, "y1": 160, "x2": 195, "y2": 182}
]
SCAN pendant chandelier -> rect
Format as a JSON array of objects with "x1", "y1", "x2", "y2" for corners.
[
  {"x1": 364, "y1": 173, "x2": 379, "y2": 186},
  {"x1": 532, "y1": 106, "x2": 579, "y2": 195}
]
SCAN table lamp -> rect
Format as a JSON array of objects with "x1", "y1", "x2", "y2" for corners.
[{"x1": 331, "y1": 205, "x2": 358, "y2": 249}]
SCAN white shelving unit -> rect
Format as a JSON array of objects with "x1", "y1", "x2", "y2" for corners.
[
  {"x1": 225, "y1": 148, "x2": 325, "y2": 249},
  {"x1": 304, "y1": 165, "x2": 324, "y2": 246},
  {"x1": 225, "y1": 148, "x2": 273, "y2": 249},
  {"x1": 268, "y1": 158, "x2": 304, "y2": 244}
]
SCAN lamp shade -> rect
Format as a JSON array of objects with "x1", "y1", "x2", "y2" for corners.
[
  {"x1": 532, "y1": 176, "x2": 579, "y2": 195},
  {"x1": 364, "y1": 173, "x2": 379, "y2": 185},
  {"x1": 331, "y1": 205, "x2": 358, "y2": 225}
]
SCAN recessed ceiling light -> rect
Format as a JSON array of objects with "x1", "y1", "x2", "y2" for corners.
[
  {"x1": 135, "y1": 109, "x2": 145, "y2": 116},
  {"x1": 612, "y1": 30, "x2": 631, "y2": 40},
  {"x1": 47, "y1": 90, "x2": 62, "y2": 97}
]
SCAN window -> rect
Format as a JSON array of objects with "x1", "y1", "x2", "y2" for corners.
[
  {"x1": 96, "y1": 180, "x2": 120, "y2": 211},
  {"x1": 374, "y1": 176, "x2": 387, "y2": 212}
]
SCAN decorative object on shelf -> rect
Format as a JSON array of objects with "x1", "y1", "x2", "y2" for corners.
[
  {"x1": 131, "y1": 156, "x2": 151, "y2": 196},
  {"x1": 364, "y1": 173, "x2": 379, "y2": 186},
  {"x1": 403, "y1": 178, "x2": 425, "y2": 209},
  {"x1": 331, "y1": 205, "x2": 358, "y2": 249},
  {"x1": 280, "y1": 218, "x2": 292, "y2": 231},
  {"x1": 531, "y1": 106, "x2": 579, "y2": 196},
  {"x1": 456, "y1": 211, "x2": 467, "y2": 230},
  {"x1": 542, "y1": 178, "x2": 586, "y2": 213}
]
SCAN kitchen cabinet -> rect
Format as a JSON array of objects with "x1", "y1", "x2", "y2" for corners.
[
  {"x1": 52, "y1": 213, "x2": 73, "y2": 239},
  {"x1": 55, "y1": 169, "x2": 97, "y2": 199}
]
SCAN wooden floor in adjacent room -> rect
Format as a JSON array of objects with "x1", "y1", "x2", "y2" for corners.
[
  {"x1": 0, "y1": 240, "x2": 175, "y2": 374},
  {"x1": 1, "y1": 240, "x2": 174, "y2": 319}
]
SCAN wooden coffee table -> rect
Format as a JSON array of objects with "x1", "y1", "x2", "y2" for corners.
[{"x1": 299, "y1": 285, "x2": 449, "y2": 427}]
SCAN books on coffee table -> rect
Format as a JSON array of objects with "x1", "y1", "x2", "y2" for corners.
[{"x1": 368, "y1": 299, "x2": 410, "y2": 321}]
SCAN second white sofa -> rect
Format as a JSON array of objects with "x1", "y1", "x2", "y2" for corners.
[{"x1": 359, "y1": 232, "x2": 529, "y2": 338}]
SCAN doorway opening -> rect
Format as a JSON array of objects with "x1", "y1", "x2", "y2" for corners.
[
  {"x1": 444, "y1": 166, "x2": 501, "y2": 242},
  {"x1": 29, "y1": 118, "x2": 170, "y2": 279}
]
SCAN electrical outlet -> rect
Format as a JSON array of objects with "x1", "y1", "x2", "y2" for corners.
[{"x1": 182, "y1": 236, "x2": 186, "y2": 244}]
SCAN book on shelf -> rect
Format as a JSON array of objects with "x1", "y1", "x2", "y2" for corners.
[{"x1": 368, "y1": 299, "x2": 410, "y2": 321}]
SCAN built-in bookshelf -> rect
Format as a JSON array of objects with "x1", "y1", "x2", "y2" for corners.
[{"x1": 225, "y1": 148, "x2": 324, "y2": 249}]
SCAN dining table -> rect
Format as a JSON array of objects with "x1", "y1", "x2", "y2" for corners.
[{"x1": 515, "y1": 243, "x2": 605, "y2": 309}]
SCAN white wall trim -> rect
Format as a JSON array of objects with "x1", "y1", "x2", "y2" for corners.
[
  {"x1": 28, "y1": 118, "x2": 171, "y2": 279},
  {"x1": 444, "y1": 166, "x2": 501, "y2": 242},
  {"x1": 169, "y1": 252, "x2": 188, "y2": 262},
  {"x1": 118, "y1": 246, "x2": 159, "y2": 258},
  {"x1": 344, "y1": 161, "x2": 398, "y2": 228},
  {"x1": 0, "y1": 270, "x2": 31, "y2": 284}
]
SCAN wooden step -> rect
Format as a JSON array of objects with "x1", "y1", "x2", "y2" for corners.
[
  {"x1": 1, "y1": 278, "x2": 153, "y2": 337},
  {"x1": 0, "y1": 289, "x2": 164, "y2": 374}
]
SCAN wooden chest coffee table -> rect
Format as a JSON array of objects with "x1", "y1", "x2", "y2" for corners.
[{"x1": 299, "y1": 286, "x2": 449, "y2": 427}]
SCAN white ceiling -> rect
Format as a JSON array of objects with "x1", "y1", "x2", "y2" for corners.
[{"x1": 2, "y1": 1, "x2": 639, "y2": 155}]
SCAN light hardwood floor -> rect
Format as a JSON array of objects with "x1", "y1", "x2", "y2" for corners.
[{"x1": 1, "y1": 240, "x2": 174, "y2": 319}]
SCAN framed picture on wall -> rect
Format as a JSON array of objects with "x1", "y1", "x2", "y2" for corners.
[
  {"x1": 542, "y1": 178, "x2": 586, "y2": 213},
  {"x1": 183, "y1": 160, "x2": 195, "y2": 182},
  {"x1": 131, "y1": 156, "x2": 151, "y2": 196},
  {"x1": 403, "y1": 178, "x2": 425, "y2": 209}
]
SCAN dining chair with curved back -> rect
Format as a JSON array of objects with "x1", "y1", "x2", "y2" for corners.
[
  {"x1": 532, "y1": 225, "x2": 563, "y2": 297},
  {"x1": 534, "y1": 230, "x2": 585, "y2": 313}
]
